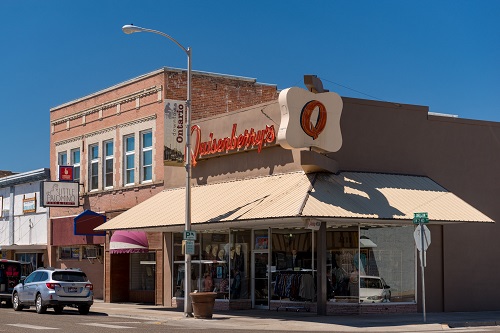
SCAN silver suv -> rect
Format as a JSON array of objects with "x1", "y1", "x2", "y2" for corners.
[{"x1": 12, "y1": 267, "x2": 93, "y2": 314}]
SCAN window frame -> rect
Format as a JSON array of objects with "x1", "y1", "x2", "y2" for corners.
[
  {"x1": 103, "y1": 140, "x2": 114, "y2": 189},
  {"x1": 88, "y1": 144, "x2": 99, "y2": 191},
  {"x1": 141, "y1": 130, "x2": 153, "y2": 183},
  {"x1": 71, "y1": 148, "x2": 81, "y2": 183},
  {"x1": 124, "y1": 134, "x2": 135, "y2": 186},
  {"x1": 57, "y1": 151, "x2": 68, "y2": 181},
  {"x1": 58, "y1": 246, "x2": 81, "y2": 260}
]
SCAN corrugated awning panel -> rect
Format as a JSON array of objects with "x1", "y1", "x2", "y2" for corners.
[
  {"x1": 302, "y1": 172, "x2": 493, "y2": 223},
  {"x1": 96, "y1": 171, "x2": 493, "y2": 232},
  {"x1": 96, "y1": 171, "x2": 311, "y2": 231}
]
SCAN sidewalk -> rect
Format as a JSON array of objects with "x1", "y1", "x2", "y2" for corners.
[{"x1": 90, "y1": 300, "x2": 500, "y2": 332}]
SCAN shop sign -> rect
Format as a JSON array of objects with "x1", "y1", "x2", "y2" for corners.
[
  {"x1": 58, "y1": 165, "x2": 74, "y2": 182},
  {"x1": 190, "y1": 123, "x2": 276, "y2": 166},
  {"x1": 305, "y1": 219, "x2": 321, "y2": 230},
  {"x1": 164, "y1": 99, "x2": 186, "y2": 166},
  {"x1": 23, "y1": 196, "x2": 36, "y2": 214},
  {"x1": 40, "y1": 181, "x2": 79, "y2": 207},
  {"x1": 277, "y1": 87, "x2": 343, "y2": 152}
]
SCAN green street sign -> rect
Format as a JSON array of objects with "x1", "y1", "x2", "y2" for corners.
[{"x1": 413, "y1": 212, "x2": 429, "y2": 224}]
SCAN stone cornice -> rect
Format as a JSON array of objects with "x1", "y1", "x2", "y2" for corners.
[
  {"x1": 51, "y1": 85, "x2": 162, "y2": 126},
  {"x1": 54, "y1": 115, "x2": 157, "y2": 147}
]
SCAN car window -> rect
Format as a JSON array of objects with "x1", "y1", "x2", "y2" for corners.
[
  {"x1": 52, "y1": 272, "x2": 88, "y2": 282},
  {"x1": 31, "y1": 272, "x2": 45, "y2": 282},
  {"x1": 24, "y1": 271, "x2": 38, "y2": 284},
  {"x1": 37, "y1": 272, "x2": 48, "y2": 282},
  {"x1": 362, "y1": 278, "x2": 383, "y2": 289}
]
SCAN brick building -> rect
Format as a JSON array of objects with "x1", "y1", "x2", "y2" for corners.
[{"x1": 49, "y1": 68, "x2": 277, "y2": 302}]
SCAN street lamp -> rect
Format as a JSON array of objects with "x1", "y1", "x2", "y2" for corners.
[{"x1": 122, "y1": 24, "x2": 193, "y2": 317}]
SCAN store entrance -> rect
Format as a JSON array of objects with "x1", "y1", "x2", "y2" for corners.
[{"x1": 252, "y1": 229, "x2": 269, "y2": 309}]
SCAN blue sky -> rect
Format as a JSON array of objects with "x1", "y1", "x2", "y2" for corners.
[{"x1": 1, "y1": 0, "x2": 499, "y2": 173}]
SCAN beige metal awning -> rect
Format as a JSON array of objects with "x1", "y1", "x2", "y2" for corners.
[{"x1": 95, "y1": 171, "x2": 493, "y2": 232}]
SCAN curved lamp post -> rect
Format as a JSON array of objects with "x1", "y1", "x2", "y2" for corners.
[{"x1": 122, "y1": 24, "x2": 193, "y2": 317}]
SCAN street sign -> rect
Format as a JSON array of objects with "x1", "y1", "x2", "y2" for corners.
[
  {"x1": 414, "y1": 224, "x2": 431, "y2": 251},
  {"x1": 413, "y1": 212, "x2": 429, "y2": 224},
  {"x1": 184, "y1": 240, "x2": 195, "y2": 255},
  {"x1": 183, "y1": 230, "x2": 197, "y2": 240}
]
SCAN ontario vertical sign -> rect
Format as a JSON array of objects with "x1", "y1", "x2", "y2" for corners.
[{"x1": 164, "y1": 99, "x2": 186, "y2": 166}]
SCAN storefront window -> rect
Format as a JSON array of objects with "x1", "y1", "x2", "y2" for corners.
[
  {"x1": 172, "y1": 233, "x2": 196, "y2": 297},
  {"x1": 199, "y1": 233, "x2": 229, "y2": 297},
  {"x1": 359, "y1": 226, "x2": 415, "y2": 303},
  {"x1": 271, "y1": 230, "x2": 314, "y2": 303},
  {"x1": 58, "y1": 246, "x2": 80, "y2": 260},
  {"x1": 130, "y1": 252, "x2": 155, "y2": 291},
  {"x1": 326, "y1": 229, "x2": 359, "y2": 303},
  {"x1": 230, "y1": 230, "x2": 250, "y2": 300},
  {"x1": 172, "y1": 230, "x2": 251, "y2": 300}
]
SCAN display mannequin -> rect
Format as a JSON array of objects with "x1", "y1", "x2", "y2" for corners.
[
  {"x1": 211, "y1": 245, "x2": 219, "y2": 260},
  {"x1": 204, "y1": 245, "x2": 212, "y2": 259},
  {"x1": 218, "y1": 249, "x2": 225, "y2": 261},
  {"x1": 234, "y1": 244, "x2": 244, "y2": 272}
]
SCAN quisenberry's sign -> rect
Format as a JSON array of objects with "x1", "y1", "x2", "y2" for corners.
[{"x1": 190, "y1": 123, "x2": 276, "y2": 166}]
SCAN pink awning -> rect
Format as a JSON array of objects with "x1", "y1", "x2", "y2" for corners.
[{"x1": 109, "y1": 230, "x2": 149, "y2": 254}]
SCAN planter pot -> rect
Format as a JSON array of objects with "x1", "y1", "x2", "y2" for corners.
[{"x1": 189, "y1": 292, "x2": 217, "y2": 319}]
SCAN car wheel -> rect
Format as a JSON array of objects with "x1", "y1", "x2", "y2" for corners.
[
  {"x1": 12, "y1": 293, "x2": 23, "y2": 311},
  {"x1": 78, "y1": 305, "x2": 90, "y2": 315},
  {"x1": 35, "y1": 294, "x2": 47, "y2": 314},
  {"x1": 53, "y1": 306, "x2": 64, "y2": 314}
]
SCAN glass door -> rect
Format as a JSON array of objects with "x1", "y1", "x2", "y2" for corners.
[{"x1": 252, "y1": 229, "x2": 270, "y2": 309}]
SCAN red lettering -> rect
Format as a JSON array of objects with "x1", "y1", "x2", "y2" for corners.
[{"x1": 190, "y1": 123, "x2": 276, "y2": 166}]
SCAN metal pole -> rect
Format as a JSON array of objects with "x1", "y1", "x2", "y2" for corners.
[
  {"x1": 420, "y1": 222, "x2": 426, "y2": 323},
  {"x1": 184, "y1": 47, "x2": 193, "y2": 317},
  {"x1": 121, "y1": 24, "x2": 194, "y2": 318}
]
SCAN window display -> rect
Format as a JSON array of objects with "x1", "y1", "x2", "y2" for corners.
[
  {"x1": 172, "y1": 230, "x2": 250, "y2": 300},
  {"x1": 359, "y1": 226, "x2": 415, "y2": 303},
  {"x1": 171, "y1": 226, "x2": 415, "y2": 306}
]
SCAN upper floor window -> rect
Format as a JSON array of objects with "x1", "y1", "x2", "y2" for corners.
[
  {"x1": 124, "y1": 135, "x2": 135, "y2": 185},
  {"x1": 71, "y1": 148, "x2": 80, "y2": 183},
  {"x1": 58, "y1": 152, "x2": 67, "y2": 166},
  {"x1": 104, "y1": 140, "x2": 114, "y2": 188},
  {"x1": 57, "y1": 151, "x2": 68, "y2": 181},
  {"x1": 141, "y1": 131, "x2": 152, "y2": 183},
  {"x1": 89, "y1": 144, "x2": 99, "y2": 191}
]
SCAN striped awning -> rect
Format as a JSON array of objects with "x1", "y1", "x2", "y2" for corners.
[{"x1": 109, "y1": 230, "x2": 149, "y2": 254}]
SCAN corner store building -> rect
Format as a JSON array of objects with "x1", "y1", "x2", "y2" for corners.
[{"x1": 96, "y1": 82, "x2": 496, "y2": 314}]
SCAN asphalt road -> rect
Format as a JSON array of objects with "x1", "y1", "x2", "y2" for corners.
[
  {"x1": 2, "y1": 302, "x2": 500, "y2": 333},
  {"x1": 0, "y1": 305, "x2": 275, "y2": 333}
]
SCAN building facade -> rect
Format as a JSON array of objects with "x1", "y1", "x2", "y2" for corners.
[
  {"x1": 96, "y1": 78, "x2": 498, "y2": 315},
  {"x1": 51, "y1": 67, "x2": 499, "y2": 315},
  {"x1": 48, "y1": 68, "x2": 278, "y2": 302},
  {"x1": 0, "y1": 168, "x2": 51, "y2": 275}
]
